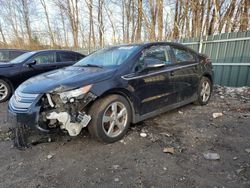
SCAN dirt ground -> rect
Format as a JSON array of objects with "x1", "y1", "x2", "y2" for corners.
[{"x1": 0, "y1": 87, "x2": 249, "y2": 188}]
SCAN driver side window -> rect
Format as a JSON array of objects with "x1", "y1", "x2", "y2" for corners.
[
  {"x1": 134, "y1": 45, "x2": 171, "y2": 72},
  {"x1": 32, "y1": 53, "x2": 55, "y2": 64}
]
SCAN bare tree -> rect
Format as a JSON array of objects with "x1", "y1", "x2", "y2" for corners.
[
  {"x1": 85, "y1": 0, "x2": 96, "y2": 50},
  {"x1": 40, "y1": 0, "x2": 56, "y2": 47},
  {"x1": 20, "y1": 0, "x2": 33, "y2": 45},
  {"x1": 56, "y1": 0, "x2": 80, "y2": 48},
  {"x1": 239, "y1": 0, "x2": 249, "y2": 31},
  {"x1": 136, "y1": 0, "x2": 142, "y2": 42},
  {"x1": 97, "y1": 0, "x2": 104, "y2": 47}
]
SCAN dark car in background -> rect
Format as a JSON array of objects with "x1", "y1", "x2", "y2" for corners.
[
  {"x1": 0, "y1": 49, "x2": 29, "y2": 63},
  {"x1": 8, "y1": 42, "x2": 213, "y2": 147},
  {"x1": 0, "y1": 50, "x2": 85, "y2": 102}
]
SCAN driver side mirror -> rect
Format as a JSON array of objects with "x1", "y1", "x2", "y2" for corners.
[
  {"x1": 26, "y1": 60, "x2": 36, "y2": 67},
  {"x1": 143, "y1": 58, "x2": 165, "y2": 69}
]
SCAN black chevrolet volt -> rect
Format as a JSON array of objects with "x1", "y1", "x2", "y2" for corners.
[{"x1": 8, "y1": 42, "x2": 213, "y2": 147}]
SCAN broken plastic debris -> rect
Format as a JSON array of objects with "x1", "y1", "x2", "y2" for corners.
[
  {"x1": 163, "y1": 147, "x2": 174, "y2": 154},
  {"x1": 233, "y1": 157, "x2": 238, "y2": 160},
  {"x1": 112, "y1": 165, "x2": 120, "y2": 170},
  {"x1": 140, "y1": 132, "x2": 147, "y2": 138},
  {"x1": 245, "y1": 149, "x2": 250, "y2": 153},
  {"x1": 47, "y1": 154, "x2": 53, "y2": 159},
  {"x1": 203, "y1": 152, "x2": 220, "y2": 160},
  {"x1": 178, "y1": 111, "x2": 184, "y2": 115},
  {"x1": 236, "y1": 169, "x2": 244, "y2": 174},
  {"x1": 212, "y1": 112, "x2": 223, "y2": 119}
]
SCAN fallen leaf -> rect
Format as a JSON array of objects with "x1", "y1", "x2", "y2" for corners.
[{"x1": 163, "y1": 147, "x2": 174, "y2": 154}]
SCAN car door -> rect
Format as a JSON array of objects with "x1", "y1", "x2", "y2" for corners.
[
  {"x1": 124, "y1": 45, "x2": 177, "y2": 115},
  {"x1": 21, "y1": 52, "x2": 57, "y2": 80},
  {"x1": 56, "y1": 52, "x2": 78, "y2": 68},
  {"x1": 170, "y1": 46, "x2": 200, "y2": 102}
]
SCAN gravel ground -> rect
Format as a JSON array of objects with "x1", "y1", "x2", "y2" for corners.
[{"x1": 0, "y1": 86, "x2": 249, "y2": 188}]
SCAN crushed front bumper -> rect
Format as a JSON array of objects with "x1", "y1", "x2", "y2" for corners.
[{"x1": 8, "y1": 94, "x2": 51, "y2": 148}]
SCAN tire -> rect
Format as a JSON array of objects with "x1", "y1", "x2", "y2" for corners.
[
  {"x1": 88, "y1": 94, "x2": 132, "y2": 143},
  {"x1": 196, "y1": 76, "x2": 212, "y2": 105},
  {"x1": 0, "y1": 79, "x2": 12, "y2": 103}
]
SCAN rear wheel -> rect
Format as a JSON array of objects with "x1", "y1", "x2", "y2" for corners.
[
  {"x1": 196, "y1": 77, "x2": 212, "y2": 105},
  {"x1": 88, "y1": 94, "x2": 131, "y2": 143},
  {"x1": 0, "y1": 79, "x2": 11, "y2": 103}
]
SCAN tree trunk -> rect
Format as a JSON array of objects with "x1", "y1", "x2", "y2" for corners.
[
  {"x1": 157, "y1": 0, "x2": 163, "y2": 41},
  {"x1": 40, "y1": 0, "x2": 56, "y2": 47},
  {"x1": 173, "y1": 0, "x2": 179, "y2": 39},
  {"x1": 98, "y1": 0, "x2": 104, "y2": 47},
  {"x1": 136, "y1": 0, "x2": 142, "y2": 42},
  {"x1": 21, "y1": 0, "x2": 33, "y2": 45},
  {"x1": 239, "y1": 0, "x2": 249, "y2": 31}
]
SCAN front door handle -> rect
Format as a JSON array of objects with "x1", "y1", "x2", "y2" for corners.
[{"x1": 170, "y1": 71, "x2": 174, "y2": 76}]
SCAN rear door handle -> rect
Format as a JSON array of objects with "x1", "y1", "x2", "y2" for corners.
[{"x1": 170, "y1": 71, "x2": 174, "y2": 76}]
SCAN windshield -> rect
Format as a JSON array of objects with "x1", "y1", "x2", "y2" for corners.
[
  {"x1": 74, "y1": 45, "x2": 139, "y2": 68},
  {"x1": 9, "y1": 51, "x2": 36, "y2": 64}
]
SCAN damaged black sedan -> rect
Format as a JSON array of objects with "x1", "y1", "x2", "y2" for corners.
[{"x1": 8, "y1": 42, "x2": 213, "y2": 146}]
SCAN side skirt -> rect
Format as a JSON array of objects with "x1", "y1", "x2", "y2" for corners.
[{"x1": 133, "y1": 95, "x2": 197, "y2": 124}]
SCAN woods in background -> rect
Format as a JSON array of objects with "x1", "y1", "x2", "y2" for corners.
[{"x1": 0, "y1": 0, "x2": 249, "y2": 50}]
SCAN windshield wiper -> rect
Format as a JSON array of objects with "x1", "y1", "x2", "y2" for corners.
[{"x1": 78, "y1": 64, "x2": 103, "y2": 68}]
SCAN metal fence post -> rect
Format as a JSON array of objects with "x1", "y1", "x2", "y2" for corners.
[{"x1": 199, "y1": 36, "x2": 203, "y2": 53}]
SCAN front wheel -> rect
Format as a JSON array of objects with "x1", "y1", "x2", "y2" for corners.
[
  {"x1": 0, "y1": 79, "x2": 12, "y2": 103},
  {"x1": 88, "y1": 94, "x2": 131, "y2": 143},
  {"x1": 196, "y1": 77, "x2": 212, "y2": 105}
]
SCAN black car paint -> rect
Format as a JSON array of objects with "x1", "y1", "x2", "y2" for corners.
[
  {"x1": 8, "y1": 42, "x2": 213, "y2": 131},
  {"x1": 0, "y1": 50, "x2": 85, "y2": 90}
]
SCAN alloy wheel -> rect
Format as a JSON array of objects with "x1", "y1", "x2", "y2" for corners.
[
  {"x1": 200, "y1": 81, "x2": 211, "y2": 102},
  {"x1": 102, "y1": 102, "x2": 128, "y2": 138},
  {"x1": 0, "y1": 83, "x2": 8, "y2": 101}
]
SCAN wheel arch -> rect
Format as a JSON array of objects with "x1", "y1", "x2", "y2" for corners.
[
  {"x1": 0, "y1": 76, "x2": 14, "y2": 93},
  {"x1": 202, "y1": 73, "x2": 213, "y2": 85},
  {"x1": 97, "y1": 88, "x2": 137, "y2": 123}
]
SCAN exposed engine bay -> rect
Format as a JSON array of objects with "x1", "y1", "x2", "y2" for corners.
[{"x1": 39, "y1": 91, "x2": 97, "y2": 136}]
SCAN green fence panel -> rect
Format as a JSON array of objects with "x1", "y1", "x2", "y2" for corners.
[{"x1": 180, "y1": 31, "x2": 250, "y2": 87}]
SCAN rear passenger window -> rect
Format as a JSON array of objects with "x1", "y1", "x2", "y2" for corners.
[
  {"x1": 172, "y1": 48, "x2": 195, "y2": 63},
  {"x1": 57, "y1": 52, "x2": 76, "y2": 62}
]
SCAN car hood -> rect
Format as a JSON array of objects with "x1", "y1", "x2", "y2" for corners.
[
  {"x1": 19, "y1": 66, "x2": 117, "y2": 94},
  {"x1": 0, "y1": 62, "x2": 16, "y2": 68}
]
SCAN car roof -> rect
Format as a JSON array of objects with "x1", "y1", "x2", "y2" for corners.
[
  {"x1": 111, "y1": 42, "x2": 197, "y2": 53},
  {"x1": 32, "y1": 49, "x2": 83, "y2": 54}
]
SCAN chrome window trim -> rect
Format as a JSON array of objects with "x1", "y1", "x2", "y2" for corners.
[{"x1": 121, "y1": 62, "x2": 198, "y2": 80}]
